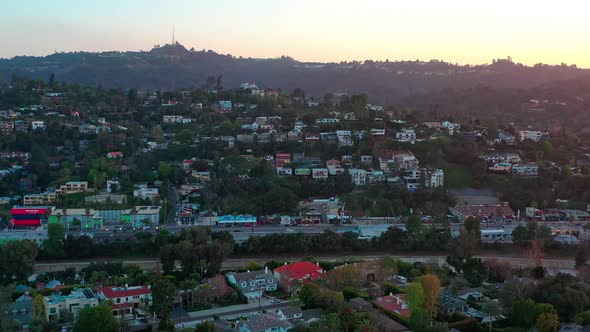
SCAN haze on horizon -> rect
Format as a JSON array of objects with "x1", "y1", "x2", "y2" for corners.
[{"x1": 1, "y1": 0, "x2": 589, "y2": 67}]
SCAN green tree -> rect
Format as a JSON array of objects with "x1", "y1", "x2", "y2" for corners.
[
  {"x1": 152, "y1": 277, "x2": 177, "y2": 330},
  {"x1": 245, "y1": 261, "x2": 262, "y2": 271},
  {"x1": 512, "y1": 299, "x2": 538, "y2": 329},
  {"x1": 0, "y1": 240, "x2": 38, "y2": 284},
  {"x1": 405, "y1": 282, "x2": 425, "y2": 313},
  {"x1": 537, "y1": 313, "x2": 558, "y2": 332},
  {"x1": 482, "y1": 299, "x2": 501, "y2": 332},
  {"x1": 73, "y1": 303, "x2": 118, "y2": 332},
  {"x1": 299, "y1": 283, "x2": 321, "y2": 308},
  {"x1": 176, "y1": 129, "x2": 195, "y2": 144},
  {"x1": 194, "y1": 321, "x2": 217, "y2": 332}
]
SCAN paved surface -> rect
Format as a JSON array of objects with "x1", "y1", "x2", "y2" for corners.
[{"x1": 34, "y1": 253, "x2": 577, "y2": 274}]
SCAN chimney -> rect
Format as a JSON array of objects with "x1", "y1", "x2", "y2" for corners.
[
  {"x1": 125, "y1": 284, "x2": 129, "y2": 289},
  {"x1": 265, "y1": 266, "x2": 268, "y2": 274}
]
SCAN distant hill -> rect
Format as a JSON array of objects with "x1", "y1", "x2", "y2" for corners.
[{"x1": 1, "y1": 43, "x2": 589, "y2": 103}]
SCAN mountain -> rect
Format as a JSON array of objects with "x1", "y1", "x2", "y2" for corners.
[{"x1": 1, "y1": 43, "x2": 589, "y2": 103}]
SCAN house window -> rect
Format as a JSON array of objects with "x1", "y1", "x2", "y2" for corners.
[{"x1": 116, "y1": 298, "x2": 121, "y2": 304}]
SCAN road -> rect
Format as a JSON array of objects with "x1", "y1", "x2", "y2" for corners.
[{"x1": 34, "y1": 252, "x2": 577, "y2": 274}]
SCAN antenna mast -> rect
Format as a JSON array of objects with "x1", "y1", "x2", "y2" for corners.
[{"x1": 172, "y1": 24, "x2": 175, "y2": 44}]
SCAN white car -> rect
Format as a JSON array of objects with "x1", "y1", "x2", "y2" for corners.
[{"x1": 286, "y1": 228, "x2": 295, "y2": 233}]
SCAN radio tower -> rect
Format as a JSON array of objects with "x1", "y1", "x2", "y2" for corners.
[{"x1": 172, "y1": 24, "x2": 175, "y2": 45}]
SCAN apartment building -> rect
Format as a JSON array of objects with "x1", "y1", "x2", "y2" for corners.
[
  {"x1": 44, "y1": 289, "x2": 98, "y2": 321},
  {"x1": 55, "y1": 181, "x2": 89, "y2": 195}
]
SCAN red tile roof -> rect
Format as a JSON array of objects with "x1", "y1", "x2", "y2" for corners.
[
  {"x1": 274, "y1": 262, "x2": 323, "y2": 280},
  {"x1": 374, "y1": 294, "x2": 410, "y2": 318},
  {"x1": 98, "y1": 285, "x2": 151, "y2": 299}
]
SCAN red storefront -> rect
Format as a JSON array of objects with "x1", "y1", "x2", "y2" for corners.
[{"x1": 10, "y1": 206, "x2": 52, "y2": 228}]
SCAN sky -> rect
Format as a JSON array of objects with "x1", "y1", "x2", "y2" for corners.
[{"x1": 1, "y1": 0, "x2": 589, "y2": 67}]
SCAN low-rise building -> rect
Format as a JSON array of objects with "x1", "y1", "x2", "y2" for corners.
[
  {"x1": 512, "y1": 163, "x2": 539, "y2": 176},
  {"x1": 349, "y1": 168, "x2": 367, "y2": 186},
  {"x1": 226, "y1": 268, "x2": 278, "y2": 300},
  {"x1": 396, "y1": 128, "x2": 416, "y2": 143},
  {"x1": 97, "y1": 285, "x2": 152, "y2": 318},
  {"x1": 422, "y1": 168, "x2": 444, "y2": 188},
  {"x1": 133, "y1": 187, "x2": 159, "y2": 201},
  {"x1": 23, "y1": 191, "x2": 57, "y2": 205},
  {"x1": 121, "y1": 206, "x2": 161, "y2": 227},
  {"x1": 55, "y1": 181, "x2": 89, "y2": 195},
  {"x1": 44, "y1": 288, "x2": 98, "y2": 321},
  {"x1": 237, "y1": 313, "x2": 294, "y2": 332},
  {"x1": 519, "y1": 130, "x2": 548, "y2": 142},
  {"x1": 312, "y1": 168, "x2": 329, "y2": 180},
  {"x1": 374, "y1": 294, "x2": 410, "y2": 318}
]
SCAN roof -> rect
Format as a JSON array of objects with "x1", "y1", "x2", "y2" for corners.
[
  {"x1": 99, "y1": 285, "x2": 151, "y2": 298},
  {"x1": 227, "y1": 270, "x2": 277, "y2": 293},
  {"x1": 374, "y1": 294, "x2": 410, "y2": 317},
  {"x1": 350, "y1": 297, "x2": 372, "y2": 308},
  {"x1": 368, "y1": 311, "x2": 409, "y2": 332},
  {"x1": 274, "y1": 261, "x2": 323, "y2": 280},
  {"x1": 238, "y1": 313, "x2": 293, "y2": 331},
  {"x1": 452, "y1": 204, "x2": 515, "y2": 218}
]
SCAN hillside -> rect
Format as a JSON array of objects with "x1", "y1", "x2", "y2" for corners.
[{"x1": 1, "y1": 43, "x2": 589, "y2": 103}]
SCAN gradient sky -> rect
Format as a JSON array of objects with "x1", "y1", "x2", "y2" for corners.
[{"x1": 1, "y1": 0, "x2": 589, "y2": 67}]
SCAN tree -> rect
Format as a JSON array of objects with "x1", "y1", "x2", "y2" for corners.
[
  {"x1": 245, "y1": 261, "x2": 262, "y2": 271},
  {"x1": 194, "y1": 320, "x2": 217, "y2": 332},
  {"x1": 409, "y1": 308, "x2": 429, "y2": 332},
  {"x1": 73, "y1": 303, "x2": 118, "y2": 332},
  {"x1": 0, "y1": 240, "x2": 38, "y2": 284},
  {"x1": 418, "y1": 274, "x2": 441, "y2": 324},
  {"x1": 405, "y1": 282, "x2": 425, "y2": 313},
  {"x1": 511, "y1": 299, "x2": 538, "y2": 329},
  {"x1": 537, "y1": 313, "x2": 559, "y2": 332},
  {"x1": 405, "y1": 215, "x2": 423, "y2": 249},
  {"x1": 482, "y1": 299, "x2": 501, "y2": 332},
  {"x1": 299, "y1": 282, "x2": 321, "y2": 308},
  {"x1": 576, "y1": 242, "x2": 589, "y2": 268},
  {"x1": 511, "y1": 225, "x2": 529, "y2": 246},
  {"x1": 32, "y1": 294, "x2": 46, "y2": 321},
  {"x1": 152, "y1": 277, "x2": 177, "y2": 330}
]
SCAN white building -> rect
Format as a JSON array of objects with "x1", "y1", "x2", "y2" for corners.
[
  {"x1": 422, "y1": 168, "x2": 444, "y2": 188},
  {"x1": 31, "y1": 121, "x2": 46, "y2": 131},
  {"x1": 518, "y1": 130, "x2": 549, "y2": 142},
  {"x1": 133, "y1": 187, "x2": 159, "y2": 200},
  {"x1": 512, "y1": 163, "x2": 539, "y2": 176},
  {"x1": 349, "y1": 168, "x2": 367, "y2": 186},
  {"x1": 316, "y1": 118, "x2": 340, "y2": 124},
  {"x1": 396, "y1": 128, "x2": 416, "y2": 144},
  {"x1": 106, "y1": 180, "x2": 120, "y2": 193},
  {"x1": 336, "y1": 130, "x2": 353, "y2": 146},
  {"x1": 312, "y1": 168, "x2": 329, "y2": 180}
]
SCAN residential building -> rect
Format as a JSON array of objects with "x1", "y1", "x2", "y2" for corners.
[
  {"x1": 1, "y1": 298, "x2": 32, "y2": 329},
  {"x1": 361, "y1": 155, "x2": 373, "y2": 165},
  {"x1": 374, "y1": 294, "x2": 410, "y2": 318},
  {"x1": 368, "y1": 171, "x2": 386, "y2": 185},
  {"x1": 295, "y1": 168, "x2": 311, "y2": 176},
  {"x1": 275, "y1": 306, "x2": 303, "y2": 321},
  {"x1": 276, "y1": 166, "x2": 293, "y2": 176},
  {"x1": 226, "y1": 267, "x2": 278, "y2": 299},
  {"x1": 97, "y1": 285, "x2": 152, "y2": 318},
  {"x1": 512, "y1": 163, "x2": 539, "y2": 176},
  {"x1": 370, "y1": 128, "x2": 386, "y2": 136},
  {"x1": 350, "y1": 297, "x2": 372, "y2": 312},
  {"x1": 396, "y1": 128, "x2": 416, "y2": 143},
  {"x1": 106, "y1": 180, "x2": 120, "y2": 193},
  {"x1": 315, "y1": 118, "x2": 340, "y2": 124},
  {"x1": 0, "y1": 121, "x2": 14, "y2": 135},
  {"x1": 106, "y1": 151, "x2": 123, "y2": 159},
  {"x1": 518, "y1": 130, "x2": 548, "y2": 142},
  {"x1": 304, "y1": 132, "x2": 320, "y2": 142},
  {"x1": 55, "y1": 181, "x2": 89, "y2": 195},
  {"x1": 293, "y1": 121, "x2": 306, "y2": 132},
  {"x1": 274, "y1": 262, "x2": 324, "y2": 294},
  {"x1": 133, "y1": 187, "x2": 159, "y2": 201},
  {"x1": 439, "y1": 291, "x2": 469, "y2": 315},
  {"x1": 489, "y1": 163, "x2": 512, "y2": 173},
  {"x1": 44, "y1": 288, "x2": 98, "y2": 321},
  {"x1": 312, "y1": 168, "x2": 329, "y2": 180},
  {"x1": 422, "y1": 168, "x2": 444, "y2": 188},
  {"x1": 23, "y1": 191, "x2": 57, "y2": 205},
  {"x1": 379, "y1": 150, "x2": 419, "y2": 172},
  {"x1": 192, "y1": 171, "x2": 212, "y2": 182},
  {"x1": 275, "y1": 153, "x2": 292, "y2": 167},
  {"x1": 31, "y1": 121, "x2": 46, "y2": 131},
  {"x1": 14, "y1": 121, "x2": 30, "y2": 133},
  {"x1": 237, "y1": 313, "x2": 294, "y2": 332},
  {"x1": 404, "y1": 169, "x2": 420, "y2": 191},
  {"x1": 441, "y1": 121, "x2": 460, "y2": 135},
  {"x1": 218, "y1": 100, "x2": 232, "y2": 110},
  {"x1": 349, "y1": 168, "x2": 367, "y2": 186},
  {"x1": 336, "y1": 130, "x2": 353, "y2": 146}
]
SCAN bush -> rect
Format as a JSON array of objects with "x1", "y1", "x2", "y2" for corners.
[
  {"x1": 342, "y1": 286, "x2": 369, "y2": 301},
  {"x1": 576, "y1": 310, "x2": 590, "y2": 325}
]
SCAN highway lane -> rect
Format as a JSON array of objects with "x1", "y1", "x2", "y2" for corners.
[{"x1": 34, "y1": 253, "x2": 577, "y2": 274}]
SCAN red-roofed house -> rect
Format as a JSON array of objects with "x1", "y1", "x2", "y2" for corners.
[
  {"x1": 275, "y1": 153, "x2": 292, "y2": 168},
  {"x1": 374, "y1": 294, "x2": 410, "y2": 318},
  {"x1": 97, "y1": 285, "x2": 152, "y2": 317},
  {"x1": 274, "y1": 262, "x2": 323, "y2": 294},
  {"x1": 106, "y1": 151, "x2": 124, "y2": 159}
]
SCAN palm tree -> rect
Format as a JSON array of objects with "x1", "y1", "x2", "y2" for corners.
[{"x1": 482, "y1": 298, "x2": 502, "y2": 332}]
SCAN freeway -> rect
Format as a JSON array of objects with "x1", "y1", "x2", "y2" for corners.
[{"x1": 34, "y1": 253, "x2": 577, "y2": 274}]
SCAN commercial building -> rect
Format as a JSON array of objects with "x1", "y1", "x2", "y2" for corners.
[
  {"x1": 23, "y1": 191, "x2": 57, "y2": 206},
  {"x1": 49, "y1": 208, "x2": 103, "y2": 229},
  {"x1": 121, "y1": 206, "x2": 161, "y2": 227},
  {"x1": 10, "y1": 206, "x2": 53, "y2": 228}
]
